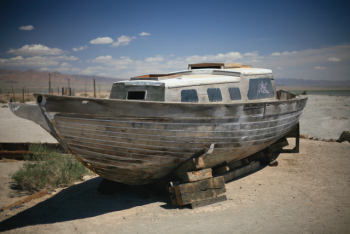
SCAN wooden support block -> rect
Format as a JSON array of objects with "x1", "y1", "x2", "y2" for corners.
[
  {"x1": 190, "y1": 195, "x2": 227, "y2": 209},
  {"x1": 174, "y1": 156, "x2": 206, "y2": 179},
  {"x1": 221, "y1": 161, "x2": 260, "y2": 183},
  {"x1": 270, "y1": 137, "x2": 289, "y2": 152},
  {"x1": 241, "y1": 158, "x2": 250, "y2": 165},
  {"x1": 251, "y1": 161, "x2": 260, "y2": 171},
  {"x1": 212, "y1": 165, "x2": 230, "y2": 175},
  {"x1": 227, "y1": 160, "x2": 242, "y2": 169},
  {"x1": 182, "y1": 168, "x2": 212, "y2": 183},
  {"x1": 169, "y1": 176, "x2": 226, "y2": 206},
  {"x1": 269, "y1": 161, "x2": 279, "y2": 167},
  {"x1": 247, "y1": 151, "x2": 265, "y2": 162}
]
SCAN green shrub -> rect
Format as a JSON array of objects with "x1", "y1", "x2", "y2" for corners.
[
  {"x1": 2, "y1": 105, "x2": 8, "y2": 108},
  {"x1": 12, "y1": 144, "x2": 92, "y2": 193},
  {"x1": 0, "y1": 100, "x2": 6, "y2": 103}
]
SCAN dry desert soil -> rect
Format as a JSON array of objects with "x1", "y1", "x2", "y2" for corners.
[{"x1": 0, "y1": 94, "x2": 349, "y2": 233}]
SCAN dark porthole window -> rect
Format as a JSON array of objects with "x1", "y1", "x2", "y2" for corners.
[
  {"x1": 207, "y1": 88, "x2": 222, "y2": 102},
  {"x1": 228, "y1": 87, "x2": 241, "y2": 100},
  {"x1": 181, "y1": 89, "x2": 199, "y2": 102},
  {"x1": 247, "y1": 78, "x2": 275, "y2": 100},
  {"x1": 127, "y1": 91, "x2": 146, "y2": 100}
]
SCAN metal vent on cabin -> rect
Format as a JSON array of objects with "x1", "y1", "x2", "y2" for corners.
[{"x1": 188, "y1": 63, "x2": 224, "y2": 70}]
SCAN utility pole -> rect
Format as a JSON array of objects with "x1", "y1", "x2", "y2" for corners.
[
  {"x1": 22, "y1": 87, "x2": 25, "y2": 103},
  {"x1": 93, "y1": 79, "x2": 96, "y2": 98},
  {"x1": 68, "y1": 78, "x2": 70, "y2": 96},
  {"x1": 49, "y1": 73, "x2": 51, "y2": 94},
  {"x1": 11, "y1": 86, "x2": 16, "y2": 102}
]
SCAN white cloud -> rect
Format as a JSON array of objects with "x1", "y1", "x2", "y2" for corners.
[
  {"x1": 282, "y1": 51, "x2": 297, "y2": 56},
  {"x1": 54, "y1": 67, "x2": 71, "y2": 72},
  {"x1": 270, "y1": 52, "x2": 281, "y2": 56},
  {"x1": 85, "y1": 45, "x2": 350, "y2": 79},
  {"x1": 139, "y1": 32, "x2": 150, "y2": 36},
  {"x1": 112, "y1": 35, "x2": 136, "y2": 47},
  {"x1": 96, "y1": 72, "x2": 110, "y2": 77},
  {"x1": 0, "y1": 54, "x2": 78, "y2": 67},
  {"x1": 0, "y1": 56, "x2": 60, "y2": 67},
  {"x1": 90, "y1": 37, "x2": 113, "y2": 44},
  {"x1": 61, "y1": 62, "x2": 71, "y2": 67},
  {"x1": 62, "y1": 55, "x2": 78, "y2": 60},
  {"x1": 314, "y1": 66, "x2": 326, "y2": 70},
  {"x1": 145, "y1": 55, "x2": 164, "y2": 62},
  {"x1": 326, "y1": 57, "x2": 341, "y2": 62},
  {"x1": 72, "y1": 45, "x2": 87, "y2": 51},
  {"x1": 270, "y1": 51, "x2": 297, "y2": 57},
  {"x1": 71, "y1": 67, "x2": 81, "y2": 72},
  {"x1": 39, "y1": 67, "x2": 50, "y2": 71},
  {"x1": 19, "y1": 25, "x2": 34, "y2": 30},
  {"x1": 8, "y1": 44, "x2": 65, "y2": 56},
  {"x1": 185, "y1": 52, "x2": 243, "y2": 63},
  {"x1": 79, "y1": 66, "x2": 106, "y2": 74}
]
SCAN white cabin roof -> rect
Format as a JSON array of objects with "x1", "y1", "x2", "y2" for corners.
[{"x1": 113, "y1": 65, "x2": 273, "y2": 88}]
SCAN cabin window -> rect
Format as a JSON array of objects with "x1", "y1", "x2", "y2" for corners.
[
  {"x1": 181, "y1": 89, "x2": 199, "y2": 103},
  {"x1": 207, "y1": 88, "x2": 222, "y2": 102},
  {"x1": 127, "y1": 91, "x2": 146, "y2": 100},
  {"x1": 228, "y1": 87, "x2": 241, "y2": 100},
  {"x1": 247, "y1": 78, "x2": 274, "y2": 100}
]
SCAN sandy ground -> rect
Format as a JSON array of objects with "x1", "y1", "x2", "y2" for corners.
[
  {"x1": 0, "y1": 105, "x2": 57, "y2": 143},
  {"x1": 0, "y1": 139, "x2": 349, "y2": 233},
  {"x1": 0, "y1": 95, "x2": 349, "y2": 233},
  {"x1": 299, "y1": 95, "x2": 350, "y2": 139}
]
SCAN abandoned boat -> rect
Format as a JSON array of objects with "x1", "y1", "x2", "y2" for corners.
[{"x1": 9, "y1": 63, "x2": 308, "y2": 185}]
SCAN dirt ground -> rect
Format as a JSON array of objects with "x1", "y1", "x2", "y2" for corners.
[{"x1": 0, "y1": 139, "x2": 349, "y2": 233}]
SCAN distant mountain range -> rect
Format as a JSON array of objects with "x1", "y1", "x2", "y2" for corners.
[
  {"x1": 0, "y1": 69, "x2": 123, "y2": 84},
  {"x1": 1, "y1": 69, "x2": 349, "y2": 87},
  {"x1": 275, "y1": 78, "x2": 350, "y2": 87}
]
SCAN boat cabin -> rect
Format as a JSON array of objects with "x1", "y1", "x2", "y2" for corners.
[{"x1": 109, "y1": 63, "x2": 277, "y2": 103}]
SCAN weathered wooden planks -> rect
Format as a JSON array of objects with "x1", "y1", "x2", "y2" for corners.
[{"x1": 29, "y1": 90, "x2": 306, "y2": 185}]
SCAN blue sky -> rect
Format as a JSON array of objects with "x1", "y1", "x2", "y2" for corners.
[{"x1": 0, "y1": 0, "x2": 349, "y2": 80}]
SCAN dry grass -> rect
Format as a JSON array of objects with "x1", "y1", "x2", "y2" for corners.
[{"x1": 11, "y1": 144, "x2": 92, "y2": 193}]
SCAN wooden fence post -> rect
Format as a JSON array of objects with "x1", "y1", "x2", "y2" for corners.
[{"x1": 11, "y1": 86, "x2": 16, "y2": 102}]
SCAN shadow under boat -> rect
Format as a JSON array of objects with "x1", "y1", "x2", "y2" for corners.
[{"x1": 0, "y1": 158, "x2": 272, "y2": 232}]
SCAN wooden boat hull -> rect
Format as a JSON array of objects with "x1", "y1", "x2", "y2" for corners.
[{"x1": 8, "y1": 95, "x2": 306, "y2": 185}]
